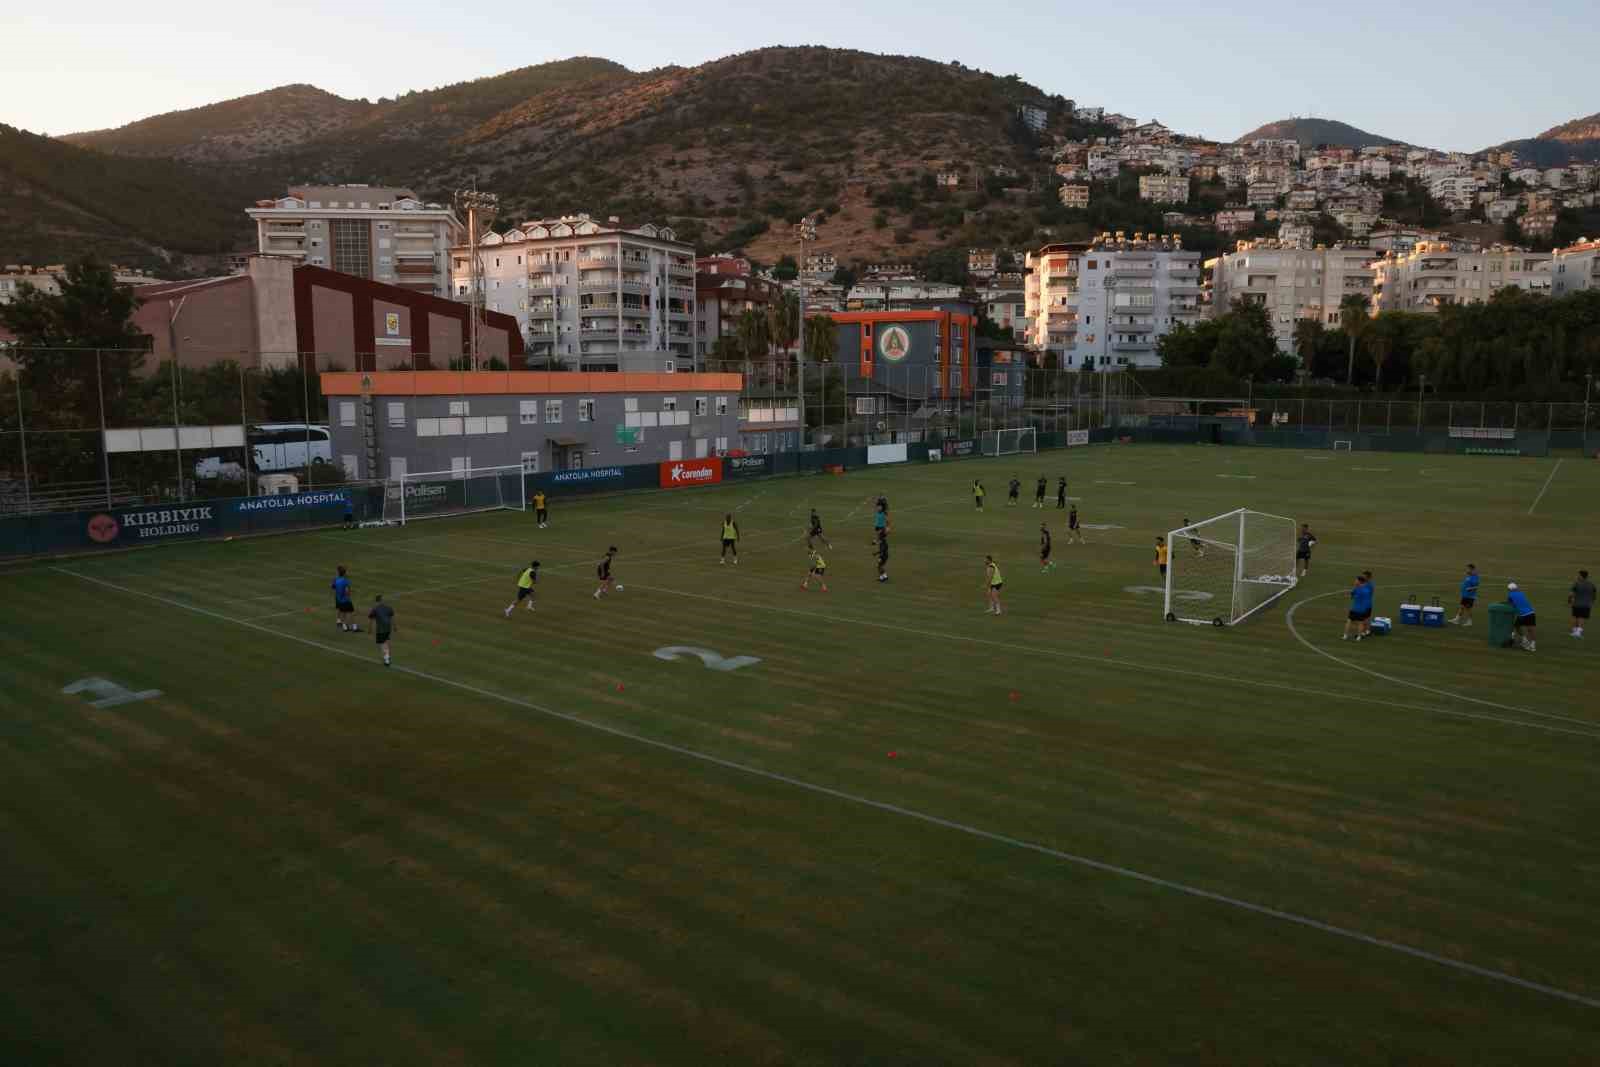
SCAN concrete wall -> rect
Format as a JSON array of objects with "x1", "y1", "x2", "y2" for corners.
[{"x1": 329, "y1": 388, "x2": 742, "y2": 480}]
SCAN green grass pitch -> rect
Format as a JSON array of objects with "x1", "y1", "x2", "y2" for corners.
[{"x1": 4, "y1": 444, "x2": 1598, "y2": 1064}]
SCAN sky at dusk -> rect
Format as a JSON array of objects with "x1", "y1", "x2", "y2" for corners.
[{"x1": 10, "y1": 0, "x2": 1597, "y2": 150}]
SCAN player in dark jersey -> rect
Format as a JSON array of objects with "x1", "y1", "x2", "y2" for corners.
[
  {"x1": 806, "y1": 508, "x2": 831, "y2": 550},
  {"x1": 594, "y1": 546, "x2": 617, "y2": 599},
  {"x1": 1039, "y1": 523, "x2": 1055, "y2": 573},
  {"x1": 1183, "y1": 517, "x2": 1206, "y2": 558},
  {"x1": 875, "y1": 528, "x2": 890, "y2": 583},
  {"x1": 1056, "y1": 476, "x2": 1067, "y2": 509},
  {"x1": 1007, "y1": 477, "x2": 1021, "y2": 506},
  {"x1": 1033, "y1": 475, "x2": 1047, "y2": 509},
  {"x1": 1066, "y1": 503, "x2": 1085, "y2": 544},
  {"x1": 1296, "y1": 523, "x2": 1317, "y2": 577},
  {"x1": 368, "y1": 595, "x2": 395, "y2": 666}
]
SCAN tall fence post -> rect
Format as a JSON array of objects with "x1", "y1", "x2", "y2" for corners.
[
  {"x1": 171, "y1": 354, "x2": 185, "y2": 502},
  {"x1": 13, "y1": 368, "x2": 29, "y2": 514},
  {"x1": 95, "y1": 349, "x2": 111, "y2": 508}
]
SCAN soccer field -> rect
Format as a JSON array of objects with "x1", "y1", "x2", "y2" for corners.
[{"x1": 4, "y1": 444, "x2": 1599, "y2": 1064}]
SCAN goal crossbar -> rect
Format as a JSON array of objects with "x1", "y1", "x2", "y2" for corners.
[
  {"x1": 383, "y1": 464, "x2": 527, "y2": 525},
  {"x1": 1164, "y1": 507, "x2": 1297, "y2": 627},
  {"x1": 981, "y1": 427, "x2": 1037, "y2": 456}
]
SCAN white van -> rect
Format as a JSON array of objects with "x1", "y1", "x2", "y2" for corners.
[{"x1": 250, "y1": 424, "x2": 333, "y2": 472}]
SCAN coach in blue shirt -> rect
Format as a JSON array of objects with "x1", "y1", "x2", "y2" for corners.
[
  {"x1": 1507, "y1": 582, "x2": 1537, "y2": 652},
  {"x1": 1344, "y1": 574, "x2": 1374, "y2": 642}
]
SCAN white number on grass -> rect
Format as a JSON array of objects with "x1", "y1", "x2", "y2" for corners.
[
  {"x1": 652, "y1": 646, "x2": 762, "y2": 672},
  {"x1": 1122, "y1": 586, "x2": 1215, "y2": 602},
  {"x1": 61, "y1": 677, "x2": 162, "y2": 709}
]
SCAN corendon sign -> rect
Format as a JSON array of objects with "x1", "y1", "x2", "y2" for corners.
[{"x1": 659, "y1": 458, "x2": 723, "y2": 488}]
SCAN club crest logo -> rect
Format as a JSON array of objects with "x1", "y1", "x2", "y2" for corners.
[
  {"x1": 877, "y1": 326, "x2": 911, "y2": 363},
  {"x1": 86, "y1": 513, "x2": 120, "y2": 543}
]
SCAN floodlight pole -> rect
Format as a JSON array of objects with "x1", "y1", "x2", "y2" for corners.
[{"x1": 796, "y1": 216, "x2": 817, "y2": 449}]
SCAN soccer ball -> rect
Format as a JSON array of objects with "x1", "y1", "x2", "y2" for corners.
[{"x1": 615, "y1": 584, "x2": 624, "y2": 592}]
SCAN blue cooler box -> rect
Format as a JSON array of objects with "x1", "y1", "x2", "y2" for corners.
[
  {"x1": 1371, "y1": 617, "x2": 1393, "y2": 635},
  {"x1": 1422, "y1": 603, "x2": 1445, "y2": 628},
  {"x1": 1399, "y1": 602, "x2": 1422, "y2": 625}
]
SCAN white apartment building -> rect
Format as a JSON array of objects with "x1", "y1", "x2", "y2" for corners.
[
  {"x1": 1138, "y1": 175, "x2": 1190, "y2": 203},
  {"x1": 1552, "y1": 238, "x2": 1600, "y2": 296},
  {"x1": 0, "y1": 265, "x2": 161, "y2": 304},
  {"x1": 1024, "y1": 233, "x2": 1203, "y2": 370},
  {"x1": 1059, "y1": 184, "x2": 1091, "y2": 209},
  {"x1": 246, "y1": 185, "x2": 462, "y2": 296},
  {"x1": 451, "y1": 214, "x2": 696, "y2": 372},
  {"x1": 1429, "y1": 174, "x2": 1478, "y2": 212},
  {"x1": 1211, "y1": 241, "x2": 1378, "y2": 354},
  {"x1": 982, "y1": 289, "x2": 1030, "y2": 339},
  {"x1": 1370, "y1": 243, "x2": 1552, "y2": 313}
]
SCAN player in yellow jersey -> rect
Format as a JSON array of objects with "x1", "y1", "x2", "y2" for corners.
[
  {"x1": 985, "y1": 555, "x2": 1005, "y2": 616},
  {"x1": 1155, "y1": 536, "x2": 1169, "y2": 578},
  {"x1": 973, "y1": 479, "x2": 986, "y2": 511},
  {"x1": 802, "y1": 549, "x2": 829, "y2": 592},
  {"x1": 719, "y1": 513, "x2": 740, "y2": 564},
  {"x1": 532, "y1": 490, "x2": 549, "y2": 529},
  {"x1": 504, "y1": 560, "x2": 539, "y2": 616}
]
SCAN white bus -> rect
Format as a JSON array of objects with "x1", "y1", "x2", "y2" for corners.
[{"x1": 250, "y1": 424, "x2": 333, "y2": 472}]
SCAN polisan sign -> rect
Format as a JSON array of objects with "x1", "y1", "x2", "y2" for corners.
[{"x1": 659, "y1": 458, "x2": 723, "y2": 488}]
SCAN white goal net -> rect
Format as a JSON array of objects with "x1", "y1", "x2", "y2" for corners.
[
  {"x1": 382, "y1": 465, "x2": 526, "y2": 525},
  {"x1": 981, "y1": 427, "x2": 1037, "y2": 456},
  {"x1": 1164, "y1": 509, "x2": 1297, "y2": 626}
]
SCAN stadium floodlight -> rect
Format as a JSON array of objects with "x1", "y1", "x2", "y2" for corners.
[
  {"x1": 1164, "y1": 509, "x2": 1297, "y2": 627},
  {"x1": 981, "y1": 427, "x2": 1037, "y2": 457},
  {"x1": 382, "y1": 464, "x2": 526, "y2": 525}
]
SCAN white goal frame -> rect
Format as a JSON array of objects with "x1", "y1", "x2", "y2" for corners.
[
  {"x1": 981, "y1": 427, "x2": 1037, "y2": 457},
  {"x1": 1164, "y1": 508, "x2": 1298, "y2": 627},
  {"x1": 383, "y1": 464, "x2": 527, "y2": 525},
  {"x1": 1332, "y1": 440, "x2": 1353, "y2": 451}
]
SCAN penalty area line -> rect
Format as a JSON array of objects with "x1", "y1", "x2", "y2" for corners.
[
  {"x1": 1527, "y1": 459, "x2": 1564, "y2": 516},
  {"x1": 49, "y1": 564, "x2": 1600, "y2": 1013}
]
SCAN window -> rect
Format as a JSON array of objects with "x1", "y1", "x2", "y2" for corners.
[
  {"x1": 715, "y1": 436, "x2": 729, "y2": 452},
  {"x1": 578, "y1": 399, "x2": 595, "y2": 422},
  {"x1": 519, "y1": 400, "x2": 538, "y2": 425},
  {"x1": 544, "y1": 399, "x2": 563, "y2": 423},
  {"x1": 389, "y1": 457, "x2": 407, "y2": 479},
  {"x1": 661, "y1": 397, "x2": 677, "y2": 413},
  {"x1": 521, "y1": 450, "x2": 540, "y2": 474},
  {"x1": 451, "y1": 456, "x2": 472, "y2": 478},
  {"x1": 387, "y1": 402, "x2": 406, "y2": 428},
  {"x1": 855, "y1": 397, "x2": 877, "y2": 414},
  {"x1": 416, "y1": 418, "x2": 438, "y2": 437},
  {"x1": 694, "y1": 397, "x2": 709, "y2": 417},
  {"x1": 624, "y1": 397, "x2": 638, "y2": 412},
  {"x1": 715, "y1": 396, "x2": 730, "y2": 416},
  {"x1": 338, "y1": 401, "x2": 356, "y2": 428},
  {"x1": 448, "y1": 400, "x2": 469, "y2": 416},
  {"x1": 664, "y1": 360, "x2": 675, "y2": 373}
]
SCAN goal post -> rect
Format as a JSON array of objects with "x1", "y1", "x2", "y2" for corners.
[
  {"x1": 981, "y1": 427, "x2": 1037, "y2": 457},
  {"x1": 1164, "y1": 508, "x2": 1298, "y2": 626},
  {"x1": 382, "y1": 464, "x2": 526, "y2": 525}
]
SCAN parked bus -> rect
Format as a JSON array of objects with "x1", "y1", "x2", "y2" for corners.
[{"x1": 250, "y1": 424, "x2": 333, "y2": 473}]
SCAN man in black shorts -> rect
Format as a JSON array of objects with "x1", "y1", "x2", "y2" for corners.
[
  {"x1": 1570, "y1": 569, "x2": 1595, "y2": 639},
  {"x1": 1296, "y1": 523, "x2": 1317, "y2": 577},
  {"x1": 1066, "y1": 504, "x2": 1085, "y2": 544},
  {"x1": 1033, "y1": 475, "x2": 1047, "y2": 509},
  {"x1": 1039, "y1": 523, "x2": 1055, "y2": 573},
  {"x1": 368, "y1": 594, "x2": 395, "y2": 666},
  {"x1": 807, "y1": 508, "x2": 831, "y2": 550},
  {"x1": 1007, "y1": 476, "x2": 1021, "y2": 507},
  {"x1": 1183, "y1": 517, "x2": 1206, "y2": 558},
  {"x1": 594, "y1": 546, "x2": 617, "y2": 599},
  {"x1": 1056, "y1": 477, "x2": 1067, "y2": 509},
  {"x1": 875, "y1": 528, "x2": 889, "y2": 583}
]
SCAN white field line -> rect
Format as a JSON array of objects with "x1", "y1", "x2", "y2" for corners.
[
  {"x1": 1527, "y1": 459, "x2": 1564, "y2": 516},
  {"x1": 51, "y1": 565, "x2": 1600, "y2": 1012},
  {"x1": 314, "y1": 535, "x2": 1594, "y2": 740},
  {"x1": 246, "y1": 572, "x2": 510, "y2": 620},
  {"x1": 1282, "y1": 590, "x2": 1599, "y2": 734}
]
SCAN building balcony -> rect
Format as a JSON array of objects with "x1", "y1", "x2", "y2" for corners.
[
  {"x1": 1168, "y1": 283, "x2": 1203, "y2": 295},
  {"x1": 621, "y1": 281, "x2": 649, "y2": 295},
  {"x1": 264, "y1": 246, "x2": 307, "y2": 257},
  {"x1": 668, "y1": 264, "x2": 694, "y2": 280},
  {"x1": 395, "y1": 262, "x2": 436, "y2": 276},
  {"x1": 1112, "y1": 339, "x2": 1156, "y2": 351},
  {"x1": 1112, "y1": 320, "x2": 1156, "y2": 333},
  {"x1": 393, "y1": 249, "x2": 436, "y2": 261},
  {"x1": 579, "y1": 274, "x2": 619, "y2": 290},
  {"x1": 1111, "y1": 263, "x2": 1155, "y2": 276},
  {"x1": 580, "y1": 326, "x2": 620, "y2": 340},
  {"x1": 527, "y1": 284, "x2": 557, "y2": 298},
  {"x1": 577, "y1": 256, "x2": 616, "y2": 270},
  {"x1": 669, "y1": 284, "x2": 694, "y2": 299},
  {"x1": 264, "y1": 225, "x2": 307, "y2": 236},
  {"x1": 527, "y1": 324, "x2": 556, "y2": 336},
  {"x1": 668, "y1": 308, "x2": 692, "y2": 319}
]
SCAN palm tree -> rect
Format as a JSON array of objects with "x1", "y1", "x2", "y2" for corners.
[
  {"x1": 1369, "y1": 326, "x2": 1393, "y2": 390},
  {"x1": 736, "y1": 308, "x2": 771, "y2": 381},
  {"x1": 803, "y1": 314, "x2": 837, "y2": 364},
  {"x1": 1338, "y1": 294, "x2": 1371, "y2": 385}
]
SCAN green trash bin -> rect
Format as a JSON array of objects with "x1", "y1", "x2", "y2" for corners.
[{"x1": 1487, "y1": 602, "x2": 1517, "y2": 647}]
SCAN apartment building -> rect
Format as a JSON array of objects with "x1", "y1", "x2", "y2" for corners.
[
  {"x1": 1552, "y1": 238, "x2": 1600, "y2": 296},
  {"x1": 967, "y1": 249, "x2": 999, "y2": 278},
  {"x1": 695, "y1": 266, "x2": 782, "y2": 363},
  {"x1": 1058, "y1": 184, "x2": 1091, "y2": 209},
  {"x1": 1215, "y1": 208, "x2": 1258, "y2": 234},
  {"x1": 1023, "y1": 233, "x2": 1202, "y2": 370},
  {"x1": 1138, "y1": 174, "x2": 1190, "y2": 204},
  {"x1": 450, "y1": 214, "x2": 696, "y2": 373},
  {"x1": 1370, "y1": 243, "x2": 1552, "y2": 313},
  {"x1": 1210, "y1": 240, "x2": 1377, "y2": 354},
  {"x1": 1521, "y1": 211, "x2": 1557, "y2": 239},
  {"x1": 246, "y1": 186, "x2": 462, "y2": 297},
  {"x1": 0, "y1": 265, "x2": 162, "y2": 304},
  {"x1": 1018, "y1": 104, "x2": 1048, "y2": 132}
]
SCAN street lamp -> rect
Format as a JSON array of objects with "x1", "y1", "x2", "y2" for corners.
[
  {"x1": 795, "y1": 216, "x2": 817, "y2": 449},
  {"x1": 453, "y1": 188, "x2": 499, "y2": 371}
]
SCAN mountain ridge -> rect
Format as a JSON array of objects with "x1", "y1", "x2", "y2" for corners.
[{"x1": 1234, "y1": 117, "x2": 1407, "y2": 149}]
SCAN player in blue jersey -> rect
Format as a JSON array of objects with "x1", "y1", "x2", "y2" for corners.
[
  {"x1": 1450, "y1": 563, "x2": 1480, "y2": 626},
  {"x1": 1507, "y1": 582, "x2": 1537, "y2": 652},
  {"x1": 332, "y1": 565, "x2": 358, "y2": 631},
  {"x1": 1342, "y1": 573, "x2": 1374, "y2": 641}
]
